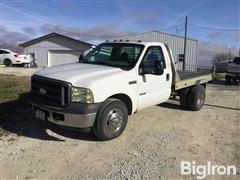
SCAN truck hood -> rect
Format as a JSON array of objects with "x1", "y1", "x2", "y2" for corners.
[{"x1": 34, "y1": 63, "x2": 123, "y2": 86}]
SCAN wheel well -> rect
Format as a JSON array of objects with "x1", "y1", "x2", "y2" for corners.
[
  {"x1": 4, "y1": 58, "x2": 11, "y2": 62},
  {"x1": 177, "y1": 84, "x2": 206, "y2": 96},
  {"x1": 109, "y1": 94, "x2": 133, "y2": 115}
]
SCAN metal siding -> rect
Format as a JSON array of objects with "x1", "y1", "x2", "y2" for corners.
[
  {"x1": 119, "y1": 31, "x2": 198, "y2": 71},
  {"x1": 23, "y1": 36, "x2": 92, "y2": 67}
]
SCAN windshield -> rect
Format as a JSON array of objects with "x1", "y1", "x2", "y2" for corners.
[
  {"x1": 80, "y1": 43, "x2": 144, "y2": 70},
  {"x1": 233, "y1": 57, "x2": 240, "y2": 65}
]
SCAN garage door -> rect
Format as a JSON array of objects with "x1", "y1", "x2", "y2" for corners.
[{"x1": 48, "y1": 50, "x2": 81, "y2": 67}]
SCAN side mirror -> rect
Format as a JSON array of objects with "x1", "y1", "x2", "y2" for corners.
[{"x1": 140, "y1": 60, "x2": 164, "y2": 75}]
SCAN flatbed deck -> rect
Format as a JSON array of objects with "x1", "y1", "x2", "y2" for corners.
[{"x1": 174, "y1": 71, "x2": 214, "y2": 90}]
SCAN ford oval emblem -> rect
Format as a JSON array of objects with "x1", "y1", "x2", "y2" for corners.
[{"x1": 39, "y1": 88, "x2": 47, "y2": 94}]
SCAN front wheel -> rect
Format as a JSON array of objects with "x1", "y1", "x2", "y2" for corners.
[{"x1": 93, "y1": 98, "x2": 128, "y2": 140}]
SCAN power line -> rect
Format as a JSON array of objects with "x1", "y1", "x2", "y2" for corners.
[
  {"x1": 53, "y1": 23, "x2": 184, "y2": 38},
  {"x1": 188, "y1": 23, "x2": 240, "y2": 31}
]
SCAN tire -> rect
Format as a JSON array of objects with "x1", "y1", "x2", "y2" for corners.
[
  {"x1": 225, "y1": 75, "x2": 231, "y2": 85},
  {"x1": 187, "y1": 85, "x2": 206, "y2": 111},
  {"x1": 3, "y1": 59, "x2": 12, "y2": 67},
  {"x1": 179, "y1": 88, "x2": 190, "y2": 110},
  {"x1": 93, "y1": 98, "x2": 128, "y2": 140}
]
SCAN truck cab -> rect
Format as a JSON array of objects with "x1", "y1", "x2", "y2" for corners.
[{"x1": 30, "y1": 41, "x2": 211, "y2": 140}]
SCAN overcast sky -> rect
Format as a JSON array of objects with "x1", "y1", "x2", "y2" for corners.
[{"x1": 0, "y1": 0, "x2": 239, "y2": 66}]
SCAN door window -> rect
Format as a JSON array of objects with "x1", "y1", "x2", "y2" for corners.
[
  {"x1": 142, "y1": 46, "x2": 166, "y2": 68},
  {"x1": 0, "y1": 50, "x2": 6, "y2": 54}
]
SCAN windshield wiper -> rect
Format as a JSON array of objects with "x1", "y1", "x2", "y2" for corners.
[
  {"x1": 89, "y1": 61, "x2": 121, "y2": 68},
  {"x1": 94, "y1": 62, "x2": 113, "y2": 66},
  {"x1": 80, "y1": 61, "x2": 128, "y2": 70}
]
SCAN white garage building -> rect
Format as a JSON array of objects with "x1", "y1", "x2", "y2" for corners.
[{"x1": 19, "y1": 32, "x2": 93, "y2": 67}]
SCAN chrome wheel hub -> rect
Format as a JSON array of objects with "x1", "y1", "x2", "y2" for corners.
[{"x1": 106, "y1": 109, "x2": 123, "y2": 132}]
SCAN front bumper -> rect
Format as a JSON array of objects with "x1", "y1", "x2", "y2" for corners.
[
  {"x1": 29, "y1": 97, "x2": 101, "y2": 128},
  {"x1": 14, "y1": 61, "x2": 23, "y2": 64}
]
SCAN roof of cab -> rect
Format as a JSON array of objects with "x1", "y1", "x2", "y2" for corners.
[{"x1": 101, "y1": 40, "x2": 165, "y2": 46}]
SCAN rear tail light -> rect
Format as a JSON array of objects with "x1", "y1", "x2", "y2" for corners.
[{"x1": 14, "y1": 53, "x2": 20, "y2": 58}]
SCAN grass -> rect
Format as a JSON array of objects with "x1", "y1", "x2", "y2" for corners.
[
  {"x1": 0, "y1": 75, "x2": 31, "y2": 137},
  {"x1": 0, "y1": 74, "x2": 30, "y2": 102}
]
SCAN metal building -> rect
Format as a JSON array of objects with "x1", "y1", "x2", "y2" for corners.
[
  {"x1": 117, "y1": 30, "x2": 198, "y2": 71},
  {"x1": 19, "y1": 32, "x2": 93, "y2": 67}
]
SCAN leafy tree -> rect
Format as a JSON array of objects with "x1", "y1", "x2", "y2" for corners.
[{"x1": 212, "y1": 53, "x2": 234, "y2": 64}]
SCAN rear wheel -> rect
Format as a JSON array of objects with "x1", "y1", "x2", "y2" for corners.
[
  {"x1": 179, "y1": 88, "x2": 190, "y2": 110},
  {"x1": 188, "y1": 85, "x2": 205, "y2": 111},
  {"x1": 4, "y1": 59, "x2": 12, "y2": 67},
  {"x1": 93, "y1": 98, "x2": 128, "y2": 140}
]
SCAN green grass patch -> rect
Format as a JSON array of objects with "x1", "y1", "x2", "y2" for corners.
[{"x1": 0, "y1": 74, "x2": 30, "y2": 102}]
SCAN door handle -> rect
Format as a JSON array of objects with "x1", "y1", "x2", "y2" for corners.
[{"x1": 166, "y1": 73, "x2": 170, "y2": 81}]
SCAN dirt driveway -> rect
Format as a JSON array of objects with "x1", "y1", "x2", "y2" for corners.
[{"x1": 0, "y1": 81, "x2": 239, "y2": 179}]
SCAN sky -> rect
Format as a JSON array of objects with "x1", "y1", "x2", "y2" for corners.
[{"x1": 0, "y1": 0, "x2": 239, "y2": 66}]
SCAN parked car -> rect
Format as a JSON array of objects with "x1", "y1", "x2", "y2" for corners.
[
  {"x1": 29, "y1": 41, "x2": 214, "y2": 140},
  {"x1": 0, "y1": 49, "x2": 30, "y2": 67},
  {"x1": 225, "y1": 56, "x2": 240, "y2": 84},
  {"x1": 215, "y1": 61, "x2": 228, "y2": 73}
]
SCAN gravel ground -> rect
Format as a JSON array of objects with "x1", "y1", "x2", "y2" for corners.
[
  {"x1": 0, "y1": 82, "x2": 239, "y2": 179},
  {"x1": 0, "y1": 67, "x2": 40, "y2": 77}
]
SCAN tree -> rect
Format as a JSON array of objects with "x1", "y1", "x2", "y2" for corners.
[{"x1": 212, "y1": 53, "x2": 234, "y2": 64}]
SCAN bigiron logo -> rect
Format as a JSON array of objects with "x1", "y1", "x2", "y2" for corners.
[{"x1": 180, "y1": 161, "x2": 237, "y2": 179}]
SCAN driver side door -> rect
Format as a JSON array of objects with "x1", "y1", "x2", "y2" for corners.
[{"x1": 137, "y1": 46, "x2": 172, "y2": 110}]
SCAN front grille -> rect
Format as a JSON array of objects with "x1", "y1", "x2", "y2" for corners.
[{"x1": 31, "y1": 75, "x2": 71, "y2": 107}]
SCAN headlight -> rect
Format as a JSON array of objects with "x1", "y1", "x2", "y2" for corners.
[{"x1": 71, "y1": 87, "x2": 94, "y2": 103}]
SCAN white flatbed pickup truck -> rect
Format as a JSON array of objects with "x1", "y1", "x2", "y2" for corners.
[{"x1": 29, "y1": 41, "x2": 214, "y2": 140}]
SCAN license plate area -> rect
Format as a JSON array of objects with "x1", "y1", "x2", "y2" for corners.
[{"x1": 34, "y1": 107, "x2": 49, "y2": 121}]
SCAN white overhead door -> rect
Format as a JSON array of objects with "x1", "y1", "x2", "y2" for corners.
[{"x1": 48, "y1": 50, "x2": 81, "y2": 67}]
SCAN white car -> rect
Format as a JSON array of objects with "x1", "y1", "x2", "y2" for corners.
[{"x1": 0, "y1": 49, "x2": 30, "y2": 67}]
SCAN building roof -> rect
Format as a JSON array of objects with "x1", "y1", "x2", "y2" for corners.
[
  {"x1": 19, "y1": 32, "x2": 93, "y2": 47},
  {"x1": 120, "y1": 30, "x2": 198, "y2": 42}
]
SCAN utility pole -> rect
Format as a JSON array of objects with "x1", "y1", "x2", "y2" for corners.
[{"x1": 183, "y1": 16, "x2": 188, "y2": 71}]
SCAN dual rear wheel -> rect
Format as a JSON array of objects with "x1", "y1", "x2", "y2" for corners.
[{"x1": 179, "y1": 85, "x2": 206, "y2": 111}]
